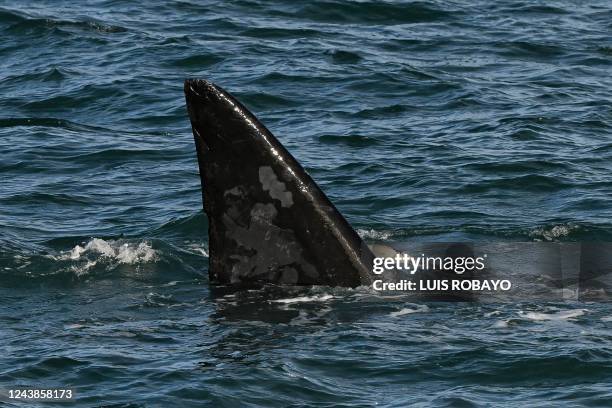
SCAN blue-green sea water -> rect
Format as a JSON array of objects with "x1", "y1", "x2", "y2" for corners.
[{"x1": 1, "y1": 1, "x2": 611, "y2": 406}]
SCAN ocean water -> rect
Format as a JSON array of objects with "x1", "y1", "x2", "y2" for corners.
[{"x1": 1, "y1": 0, "x2": 611, "y2": 406}]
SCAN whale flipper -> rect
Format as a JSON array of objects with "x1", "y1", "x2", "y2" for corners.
[{"x1": 184, "y1": 79, "x2": 374, "y2": 287}]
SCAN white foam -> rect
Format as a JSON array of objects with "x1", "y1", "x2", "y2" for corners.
[
  {"x1": 520, "y1": 309, "x2": 586, "y2": 321},
  {"x1": 493, "y1": 320, "x2": 509, "y2": 328},
  {"x1": 75, "y1": 238, "x2": 154, "y2": 262},
  {"x1": 272, "y1": 294, "x2": 335, "y2": 304},
  {"x1": 86, "y1": 238, "x2": 116, "y2": 257},
  {"x1": 64, "y1": 323, "x2": 85, "y2": 330},
  {"x1": 71, "y1": 260, "x2": 98, "y2": 276},
  {"x1": 185, "y1": 242, "x2": 209, "y2": 257},
  {"x1": 67, "y1": 245, "x2": 86, "y2": 260},
  {"x1": 390, "y1": 304, "x2": 429, "y2": 317},
  {"x1": 530, "y1": 224, "x2": 576, "y2": 241},
  {"x1": 116, "y1": 242, "x2": 156, "y2": 263},
  {"x1": 601, "y1": 316, "x2": 612, "y2": 322},
  {"x1": 357, "y1": 228, "x2": 392, "y2": 240},
  {"x1": 58, "y1": 238, "x2": 157, "y2": 275}
]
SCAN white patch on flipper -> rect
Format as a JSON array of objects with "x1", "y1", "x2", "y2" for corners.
[{"x1": 259, "y1": 166, "x2": 293, "y2": 207}]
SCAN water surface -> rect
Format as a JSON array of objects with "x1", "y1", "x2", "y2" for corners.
[{"x1": 1, "y1": 1, "x2": 611, "y2": 406}]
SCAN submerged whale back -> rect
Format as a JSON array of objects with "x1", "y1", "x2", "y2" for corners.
[{"x1": 184, "y1": 79, "x2": 373, "y2": 287}]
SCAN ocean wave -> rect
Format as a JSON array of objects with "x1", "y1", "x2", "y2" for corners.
[
  {"x1": 169, "y1": 53, "x2": 224, "y2": 68},
  {"x1": 49, "y1": 238, "x2": 157, "y2": 276},
  {"x1": 318, "y1": 134, "x2": 380, "y2": 147},
  {"x1": 462, "y1": 159, "x2": 571, "y2": 175},
  {"x1": 503, "y1": 5, "x2": 569, "y2": 15},
  {"x1": 19, "y1": 83, "x2": 129, "y2": 113},
  {"x1": 2, "y1": 7, "x2": 127, "y2": 35},
  {"x1": 272, "y1": 294, "x2": 336, "y2": 304},
  {"x1": 183, "y1": 242, "x2": 209, "y2": 257},
  {"x1": 357, "y1": 228, "x2": 393, "y2": 241},
  {"x1": 519, "y1": 309, "x2": 586, "y2": 321},
  {"x1": 353, "y1": 223, "x2": 612, "y2": 242},
  {"x1": 0, "y1": 7, "x2": 26, "y2": 23},
  {"x1": 235, "y1": 91, "x2": 301, "y2": 110},
  {"x1": 352, "y1": 103, "x2": 414, "y2": 118},
  {"x1": 0, "y1": 191, "x2": 93, "y2": 206},
  {"x1": 495, "y1": 40, "x2": 566, "y2": 59},
  {"x1": 326, "y1": 49, "x2": 362, "y2": 64},
  {"x1": 64, "y1": 147, "x2": 185, "y2": 162},
  {"x1": 460, "y1": 174, "x2": 571, "y2": 193},
  {"x1": 0, "y1": 66, "x2": 74, "y2": 84},
  {"x1": 0, "y1": 237, "x2": 208, "y2": 284},
  {"x1": 389, "y1": 304, "x2": 429, "y2": 317},
  {"x1": 148, "y1": 212, "x2": 209, "y2": 240},
  {"x1": 239, "y1": 26, "x2": 321, "y2": 39},
  {"x1": 528, "y1": 224, "x2": 579, "y2": 241},
  {"x1": 0, "y1": 117, "x2": 84, "y2": 130},
  {"x1": 286, "y1": 1, "x2": 456, "y2": 25}
]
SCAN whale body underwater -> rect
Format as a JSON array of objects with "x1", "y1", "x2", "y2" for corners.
[{"x1": 184, "y1": 79, "x2": 380, "y2": 288}]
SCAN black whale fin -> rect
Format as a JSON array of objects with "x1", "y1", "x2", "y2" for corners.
[{"x1": 184, "y1": 79, "x2": 374, "y2": 287}]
